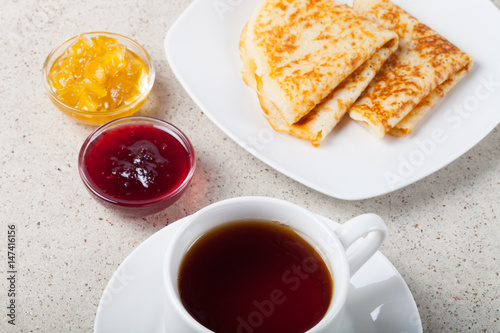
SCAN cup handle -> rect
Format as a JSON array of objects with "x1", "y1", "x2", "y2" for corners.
[{"x1": 333, "y1": 214, "x2": 388, "y2": 276}]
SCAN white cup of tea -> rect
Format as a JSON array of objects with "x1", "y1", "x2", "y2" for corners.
[{"x1": 162, "y1": 196, "x2": 388, "y2": 332}]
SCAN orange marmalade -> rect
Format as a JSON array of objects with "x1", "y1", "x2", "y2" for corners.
[{"x1": 48, "y1": 35, "x2": 148, "y2": 112}]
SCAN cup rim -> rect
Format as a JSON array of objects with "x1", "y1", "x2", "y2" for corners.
[
  {"x1": 78, "y1": 116, "x2": 196, "y2": 208},
  {"x1": 162, "y1": 196, "x2": 350, "y2": 332},
  {"x1": 42, "y1": 31, "x2": 156, "y2": 117}
]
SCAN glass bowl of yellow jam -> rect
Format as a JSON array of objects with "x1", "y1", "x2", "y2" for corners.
[{"x1": 43, "y1": 32, "x2": 155, "y2": 126}]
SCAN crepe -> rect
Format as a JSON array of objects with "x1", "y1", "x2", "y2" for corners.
[
  {"x1": 349, "y1": 0, "x2": 474, "y2": 138},
  {"x1": 240, "y1": 0, "x2": 399, "y2": 142}
]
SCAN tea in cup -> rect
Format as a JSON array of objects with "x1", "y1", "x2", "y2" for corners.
[{"x1": 163, "y1": 196, "x2": 387, "y2": 332}]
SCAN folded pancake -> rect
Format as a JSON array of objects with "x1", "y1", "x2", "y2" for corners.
[
  {"x1": 241, "y1": 24, "x2": 397, "y2": 142},
  {"x1": 240, "y1": 0, "x2": 399, "y2": 142},
  {"x1": 349, "y1": 0, "x2": 474, "y2": 138}
]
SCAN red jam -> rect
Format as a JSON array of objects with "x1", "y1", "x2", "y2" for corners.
[{"x1": 83, "y1": 122, "x2": 191, "y2": 203}]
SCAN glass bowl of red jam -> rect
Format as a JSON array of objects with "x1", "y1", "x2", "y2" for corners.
[
  {"x1": 78, "y1": 116, "x2": 195, "y2": 216},
  {"x1": 43, "y1": 32, "x2": 155, "y2": 126}
]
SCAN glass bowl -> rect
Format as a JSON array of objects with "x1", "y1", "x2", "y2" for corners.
[
  {"x1": 43, "y1": 32, "x2": 155, "y2": 126},
  {"x1": 78, "y1": 116, "x2": 196, "y2": 216}
]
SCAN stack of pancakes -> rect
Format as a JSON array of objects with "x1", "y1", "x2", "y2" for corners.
[{"x1": 240, "y1": 0, "x2": 473, "y2": 143}]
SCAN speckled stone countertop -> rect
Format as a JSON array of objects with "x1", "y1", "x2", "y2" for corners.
[{"x1": 1, "y1": 0, "x2": 499, "y2": 332}]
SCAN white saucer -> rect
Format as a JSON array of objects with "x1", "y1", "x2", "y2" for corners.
[{"x1": 94, "y1": 215, "x2": 423, "y2": 333}]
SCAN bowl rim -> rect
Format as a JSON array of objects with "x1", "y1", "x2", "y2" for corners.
[
  {"x1": 78, "y1": 116, "x2": 196, "y2": 208},
  {"x1": 42, "y1": 31, "x2": 156, "y2": 117}
]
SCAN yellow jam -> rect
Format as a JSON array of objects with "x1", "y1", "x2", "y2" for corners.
[{"x1": 48, "y1": 35, "x2": 148, "y2": 113}]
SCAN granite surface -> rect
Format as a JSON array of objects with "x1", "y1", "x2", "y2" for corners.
[{"x1": 1, "y1": 0, "x2": 499, "y2": 332}]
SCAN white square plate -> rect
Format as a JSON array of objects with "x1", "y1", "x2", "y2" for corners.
[{"x1": 165, "y1": 0, "x2": 500, "y2": 200}]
